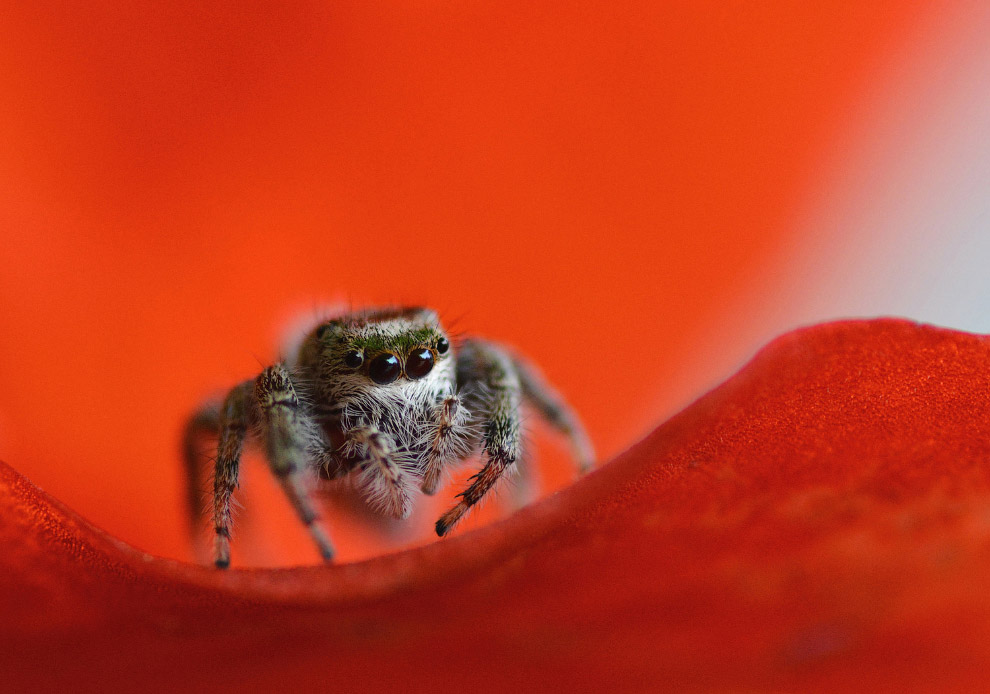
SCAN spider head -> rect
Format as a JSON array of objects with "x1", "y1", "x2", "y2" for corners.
[{"x1": 314, "y1": 307, "x2": 453, "y2": 390}]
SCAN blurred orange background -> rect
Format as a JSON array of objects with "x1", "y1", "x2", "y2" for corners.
[{"x1": 0, "y1": 2, "x2": 935, "y2": 564}]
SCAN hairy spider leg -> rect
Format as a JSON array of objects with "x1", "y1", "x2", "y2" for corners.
[
  {"x1": 210, "y1": 380, "x2": 254, "y2": 568},
  {"x1": 181, "y1": 398, "x2": 221, "y2": 557},
  {"x1": 436, "y1": 341, "x2": 523, "y2": 536},
  {"x1": 348, "y1": 425, "x2": 415, "y2": 519},
  {"x1": 420, "y1": 395, "x2": 469, "y2": 496},
  {"x1": 512, "y1": 354, "x2": 596, "y2": 474},
  {"x1": 255, "y1": 364, "x2": 336, "y2": 563}
]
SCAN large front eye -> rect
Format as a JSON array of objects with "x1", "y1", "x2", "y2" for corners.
[
  {"x1": 405, "y1": 348, "x2": 434, "y2": 380},
  {"x1": 368, "y1": 354, "x2": 400, "y2": 384}
]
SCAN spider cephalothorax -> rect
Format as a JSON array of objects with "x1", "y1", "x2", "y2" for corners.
[{"x1": 183, "y1": 306, "x2": 594, "y2": 568}]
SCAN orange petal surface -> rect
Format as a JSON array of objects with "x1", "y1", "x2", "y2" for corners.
[{"x1": 3, "y1": 319, "x2": 990, "y2": 692}]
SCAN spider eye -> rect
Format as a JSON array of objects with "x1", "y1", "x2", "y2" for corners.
[
  {"x1": 343, "y1": 349, "x2": 364, "y2": 369},
  {"x1": 436, "y1": 337, "x2": 450, "y2": 355},
  {"x1": 368, "y1": 354, "x2": 400, "y2": 384},
  {"x1": 405, "y1": 348, "x2": 434, "y2": 380}
]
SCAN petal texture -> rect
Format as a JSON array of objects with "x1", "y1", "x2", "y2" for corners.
[{"x1": 3, "y1": 318, "x2": 990, "y2": 692}]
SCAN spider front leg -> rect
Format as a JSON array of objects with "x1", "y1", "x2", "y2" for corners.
[
  {"x1": 420, "y1": 395, "x2": 471, "y2": 496},
  {"x1": 436, "y1": 342, "x2": 522, "y2": 536},
  {"x1": 345, "y1": 425, "x2": 416, "y2": 519},
  {"x1": 255, "y1": 364, "x2": 336, "y2": 563}
]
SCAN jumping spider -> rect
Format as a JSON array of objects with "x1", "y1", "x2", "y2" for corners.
[{"x1": 183, "y1": 306, "x2": 594, "y2": 568}]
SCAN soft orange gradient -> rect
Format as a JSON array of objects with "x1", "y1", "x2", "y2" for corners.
[{"x1": 0, "y1": 2, "x2": 933, "y2": 564}]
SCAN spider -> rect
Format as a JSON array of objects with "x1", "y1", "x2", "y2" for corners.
[{"x1": 182, "y1": 307, "x2": 595, "y2": 568}]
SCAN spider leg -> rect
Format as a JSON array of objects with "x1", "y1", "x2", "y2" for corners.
[
  {"x1": 436, "y1": 341, "x2": 522, "y2": 536},
  {"x1": 347, "y1": 425, "x2": 415, "y2": 520},
  {"x1": 255, "y1": 364, "x2": 336, "y2": 563},
  {"x1": 420, "y1": 395, "x2": 471, "y2": 496},
  {"x1": 312, "y1": 449, "x2": 351, "y2": 480},
  {"x1": 511, "y1": 353, "x2": 595, "y2": 474},
  {"x1": 208, "y1": 379, "x2": 254, "y2": 569},
  {"x1": 181, "y1": 398, "x2": 220, "y2": 556}
]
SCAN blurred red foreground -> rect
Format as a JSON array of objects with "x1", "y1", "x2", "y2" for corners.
[{"x1": 3, "y1": 319, "x2": 990, "y2": 692}]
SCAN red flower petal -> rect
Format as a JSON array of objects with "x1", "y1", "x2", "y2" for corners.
[{"x1": 3, "y1": 318, "x2": 990, "y2": 692}]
